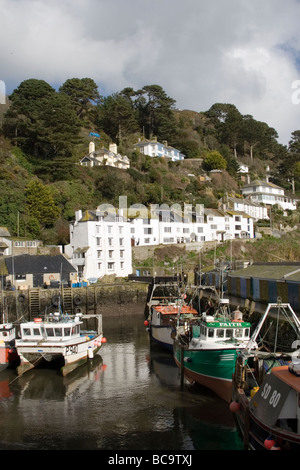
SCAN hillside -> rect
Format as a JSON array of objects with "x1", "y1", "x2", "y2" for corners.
[{"x1": 1, "y1": 77, "x2": 300, "y2": 258}]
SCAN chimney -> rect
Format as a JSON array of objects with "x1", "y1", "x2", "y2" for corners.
[
  {"x1": 109, "y1": 143, "x2": 118, "y2": 154},
  {"x1": 89, "y1": 141, "x2": 95, "y2": 154}
]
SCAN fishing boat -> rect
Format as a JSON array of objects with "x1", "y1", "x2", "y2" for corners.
[
  {"x1": 0, "y1": 296, "x2": 18, "y2": 371},
  {"x1": 145, "y1": 283, "x2": 199, "y2": 351},
  {"x1": 0, "y1": 322, "x2": 18, "y2": 371},
  {"x1": 15, "y1": 312, "x2": 106, "y2": 376},
  {"x1": 231, "y1": 301, "x2": 300, "y2": 449},
  {"x1": 173, "y1": 298, "x2": 256, "y2": 402}
]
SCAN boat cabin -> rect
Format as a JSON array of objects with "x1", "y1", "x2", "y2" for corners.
[
  {"x1": 19, "y1": 315, "x2": 82, "y2": 342},
  {"x1": 0, "y1": 323, "x2": 15, "y2": 342},
  {"x1": 192, "y1": 316, "x2": 251, "y2": 343}
]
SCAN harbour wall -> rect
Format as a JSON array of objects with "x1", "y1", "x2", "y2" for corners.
[
  {"x1": 2, "y1": 282, "x2": 150, "y2": 322},
  {"x1": 227, "y1": 275, "x2": 300, "y2": 312}
]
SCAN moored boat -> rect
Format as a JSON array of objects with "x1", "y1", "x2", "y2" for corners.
[
  {"x1": 231, "y1": 301, "x2": 300, "y2": 449},
  {"x1": 173, "y1": 299, "x2": 255, "y2": 402},
  {"x1": 0, "y1": 322, "x2": 18, "y2": 371},
  {"x1": 15, "y1": 312, "x2": 106, "y2": 376},
  {"x1": 145, "y1": 283, "x2": 198, "y2": 351}
]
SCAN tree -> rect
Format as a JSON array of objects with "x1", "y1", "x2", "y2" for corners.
[
  {"x1": 3, "y1": 79, "x2": 81, "y2": 160},
  {"x1": 96, "y1": 93, "x2": 139, "y2": 143},
  {"x1": 59, "y1": 77, "x2": 101, "y2": 123},
  {"x1": 202, "y1": 151, "x2": 227, "y2": 171},
  {"x1": 25, "y1": 180, "x2": 61, "y2": 229},
  {"x1": 205, "y1": 104, "x2": 244, "y2": 158},
  {"x1": 242, "y1": 115, "x2": 269, "y2": 160}
]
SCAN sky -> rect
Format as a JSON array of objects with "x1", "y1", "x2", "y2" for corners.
[{"x1": 1, "y1": 0, "x2": 300, "y2": 145}]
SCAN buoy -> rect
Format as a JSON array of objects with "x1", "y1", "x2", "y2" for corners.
[
  {"x1": 264, "y1": 436, "x2": 275, "y2": 449},
  {"x1": 144, "y1": 320, "x2": 149, "y2": 326},
  {"x1": 229, "y1": 401, "x2": 240, "y2": 413},
  {"x1": 101, "y1": 337, "x2": 107, "y2": 343}
]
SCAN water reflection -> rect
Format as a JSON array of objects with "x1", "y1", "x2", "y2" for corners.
[{"x1": 0, "y1": 314, "x2": 243, "y2": 450}]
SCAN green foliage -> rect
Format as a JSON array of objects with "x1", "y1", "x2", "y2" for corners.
[
  {"x1": 202, "y1": 151, "x2": 227, "y2": 171},
  {"x1": 1, "y1": 76, "x2": 300, "y2": 245}
]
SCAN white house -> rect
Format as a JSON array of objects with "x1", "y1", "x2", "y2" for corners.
[
  {"x1": 220, "y1": 195, "x2": 269, "y2": 221},
  {"x1": 66, "y1": 208, "x2": 132, "y2": 280},
  {"x1": 129, "y1": 206, "x2": 254, "y2": 246},
  {"x1": 66, "y1": 203, "x2": 254, "y2": 281},
  {"x1": 241, "y1": 179, "x2": 298, "y2": 212},
  {"x1": 134, "y1": 138, "x2": 185, "y2": 161},
  {"x1": 80, "y1": 142, "x2": 130, "y2": 169}
]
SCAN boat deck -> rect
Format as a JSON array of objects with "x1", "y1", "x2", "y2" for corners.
[{"x1": 272, "y1": 366, "x2": 300, "y2": 393}]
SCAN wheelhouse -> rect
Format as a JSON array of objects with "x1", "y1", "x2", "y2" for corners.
[{"x1": 193, "y1": 318, "x2": 251, "y2": 342}]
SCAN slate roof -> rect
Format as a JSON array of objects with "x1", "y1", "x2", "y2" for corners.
[
  {"x1": 4, "y1": 254, "x2": 76, "y2": 275},
  {"x1": 230, "y1": 263, "x2": 300, "y2": 282}
]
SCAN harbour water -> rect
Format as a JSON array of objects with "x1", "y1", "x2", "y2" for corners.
[{"x1": 0, "y1": 311, "x2": 243, "y2": 452}]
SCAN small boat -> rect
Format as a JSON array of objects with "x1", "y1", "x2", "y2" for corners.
[
  {"x1": 145, "y1": 283, "x2": 199, "y2": 351},
  {"x1": 173, "y1": 298, "x2": 256, "y2": 402},
  {"x1": 231, "y1": 301, "x2": 300, "y2": 449},
  {"x1": 0, "y1": 322, "x2": 18, "y2": 371},
  {"x1": 0, "y1": 297, "x2": 18, "y2": 371},
  {"x1": 15, "y1": 312, "x2": 106, "y2": 376}
]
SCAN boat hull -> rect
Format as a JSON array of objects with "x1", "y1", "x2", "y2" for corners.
[
  {"x1": 16, "y1": 334, "x2": 103, "y2": 376},
  {"x1": 150, "y1": 325, "x2": 174, "y2": 351},
  {"x1": 0, "y1": 343, "x2": 19, "y2": 371},
  {"x1": 173, "y1": 341, "x2": 240, "y2": 402}
]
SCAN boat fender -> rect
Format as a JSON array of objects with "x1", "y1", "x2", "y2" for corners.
[
  {"x1": 101, "y1": 337, "x2": 107, "y2": 343},
  {"x1": 51, "y1": 295, "x2": 61, "y2": 307},
  {"x1": 229, "y1": 401, "x2": 240, "y2": 413},
  {"x1": 144, "y1": 320, "x2": 149, "y2": 327},
  {"x1": 88, "y1": 347, "x2": 94, "y2": 359},
  {"x1": 264, "y1": 436, "x2": 275, "y2": 450},
  {"x1": 183, "y1": 357, "x2": 192, "y2": 363},
  {"x1": 73, "y1": 296, "x2": 82, "y2": 306},
  {"x1": 18, "y1": 294, "x2": 25, "y2": 303}
]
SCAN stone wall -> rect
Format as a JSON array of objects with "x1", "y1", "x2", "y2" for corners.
[{"x1": 1, "y1": 282, "x2": 150, "y2": 322}]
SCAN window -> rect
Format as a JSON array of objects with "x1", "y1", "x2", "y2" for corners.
[
  {"x1": 197, "y1": 227, "x2": 203, "y2": 233},
  {"x1": 119, "y1": 238, "x2": 124, "y2": 246},
  {"x1": 108, "y1": 262, "x2": 114, "y2": 270},
  {"x1": 108, "y1": 238, "x2": 113, "y2": 246},
  {"x1": 14, "y1": 241, "x2": 25, "y2": 247},
  {"x1": 144, "y1": 228, "x2": 153, "y2": 234},
  {"x1": 46, "y1": 328, "x2": 54, "y2": 337},
  {"x1": 120, "y1": 262, "x2": 124, "y2": 269},
  {"x1": 54, "y1": 328, "x2": 62, "y2": 337},
  {"x1": 210, "y1": 224, "x2": 217, "y2": 229},
  {"x1": 164, "y1": 227, "x2": 172, "y2": 233},
  {"x1": 96, "y1": 237, "x2": 102, "y2": 246},
  {"x1": 97, "y1": 250, "x2": 102, "y2": 258},
  {"x1": 216, "y1": 329, "x2": 224, "y2": 338},
  {"x1": 235, "y1": 225, "x2": 241, "y2": 231},
  {"x1": 208, "y1": 328, "x2": 214, "y2": 338},
  {"x1": 109, "y1": 250, "x2": 114, "y2": 259},
  {"x1": 225, "y1": 329, "x2": 233, "y2": 339}
]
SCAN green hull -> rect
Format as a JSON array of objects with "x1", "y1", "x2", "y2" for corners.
[{"x1": 173, "y1": 341, "x2": 240, "y2": 401}]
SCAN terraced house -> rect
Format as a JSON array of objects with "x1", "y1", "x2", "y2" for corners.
[{"x1": 66, "y1": 205, "x2": 254, "y2": 281}]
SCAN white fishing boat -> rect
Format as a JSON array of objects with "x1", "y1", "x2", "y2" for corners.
[{"x1": 15, "y1": 312, "x2": 106, "y2": 376}]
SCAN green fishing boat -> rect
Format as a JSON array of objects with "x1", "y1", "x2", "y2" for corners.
[{"x1": 173, "y1": 299, "x2": 255, "y2": 402}]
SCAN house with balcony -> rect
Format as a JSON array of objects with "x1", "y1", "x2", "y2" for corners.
[
  {"x1": 133, "y1": 138, "x2": 185, "y2": 161},
  {"x1": 241, "y1": 179, "x2": 298, "y2": 212}
]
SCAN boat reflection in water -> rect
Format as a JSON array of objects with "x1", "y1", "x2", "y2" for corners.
[{"x1": 0, "y1": 314, "x2": 242, "y2": 450}]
